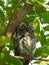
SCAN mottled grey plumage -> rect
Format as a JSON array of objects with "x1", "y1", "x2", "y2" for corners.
[{"x1": 14, "y1": 22, "x2": 36, "y2": 65}]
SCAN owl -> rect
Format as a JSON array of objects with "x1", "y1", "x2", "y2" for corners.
[{"x1": 14, "y1": 22, "x2": 36, "y2": 65}]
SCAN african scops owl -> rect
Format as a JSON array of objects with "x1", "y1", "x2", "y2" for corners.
[{"x1": 14, "y1": 22, "x2": 36, "y2": 59}]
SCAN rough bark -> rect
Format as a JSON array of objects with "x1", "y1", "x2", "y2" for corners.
[{"x1": 4, "y1": 2, "x2": 33, "y2": 37}]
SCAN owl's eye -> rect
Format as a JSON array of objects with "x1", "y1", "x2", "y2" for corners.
[
  {"x1": 22, "y1": 40, "x2": 25, "y2": 44},
  {"x1": 22, "y1": 37, "x2": 26, "y2": 45}
]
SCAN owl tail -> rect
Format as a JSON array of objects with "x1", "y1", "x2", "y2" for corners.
[{"x1": 23, "y1": 60, "x2": 29, "y2": 65}]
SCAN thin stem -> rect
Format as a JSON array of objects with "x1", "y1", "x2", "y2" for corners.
[
  {"x1": 15, "y1": 56, "x2": 49, "y2": 61},
  {"x1": 35, "y1": 0, "x2": 45, "y2": 7}
]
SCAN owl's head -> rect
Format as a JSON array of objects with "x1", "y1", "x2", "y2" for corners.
[{"x1": 16, "y1": 22, "x2": 35, "y2": 39}]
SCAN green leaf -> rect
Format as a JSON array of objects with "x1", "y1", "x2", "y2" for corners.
[
  {"x1": 43, "y1": 25, "x2": 49, "y2": 31},
  {"x1": 46, "y1": 39, "x2": 49, "y2": 45},
  {"x1": 35, "y1": 2, "x2": 46, "y2": 14},
  {"x1": 42, "y1": 46, "x2": 49, "y2": 57},
  {"x1": 39, "y1": 13, "x2": 49, "y2": 23},
  {"x1": 34, "y1": 20, "x2": 40, "y2": 34},
  {"x1": 0, "y1": 10, "x2": 5, "y2": 21},
  {"x1": 5, "y1": 6, "x2": 13, "y2": 20},
  {"x1": 36, "y1": 0, "x2": 45, "y2": 7},
  {"x1": 33, "y1": 19, "x2": 40, "y2": 42},
  {"x1": 35, "y1": 34, "x2": 40, "y2": 42},
  {"x1": 34, "y1": 48, "x2": 42, "y2": 57},
  {"x1": 25, "y1": 8, "x2": 36, "y2": 23},
  {"x1": 1, "y1": 48, "x2": 23, "y2": 65},
  {"x1": 35, "y1": 46, "x2": 49, "y2": 57},
  {"x1": 25, "y1": 15, "x2": 35, "y2": 23},
  {"x1": 4, "y1": 54, "x2": 23, "y2": 65},
  {"x1": 0, "y1": 0, "x2": 4, "y2": 8},
  {"x1": 40, "y1": 31, "x2": 47, "y2": 46},
  {"x1": 0, "y1": 36, "x2": 10, "y2": 46}
]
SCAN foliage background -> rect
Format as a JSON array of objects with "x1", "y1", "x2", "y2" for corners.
[{"x1": 0, "y1": 0, "x2": 49, "y2": 65}]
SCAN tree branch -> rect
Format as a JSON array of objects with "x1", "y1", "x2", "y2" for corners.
[
  {"x1": 0, "y1": 0, "x2": 22, "y2": 53},
  {"x1": 9, "y1": 0, "x2": 22, "y2": 23},
  {"x1": 4, "y1": 2, "x2": 33, "y2": 37},
  {"x1": 0, "y1": 2, "x2": 33, "y2": 53},
  {"x1": 15, "y1": 56, "x2": 49, "y2": 61}
]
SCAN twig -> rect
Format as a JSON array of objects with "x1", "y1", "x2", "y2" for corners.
[
  {"x1": 32, "y1": 58, "x2": 49, "y2": 61},
  {"x1": 15, "y1": 56, "x2": 49, "y2": 61}
]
